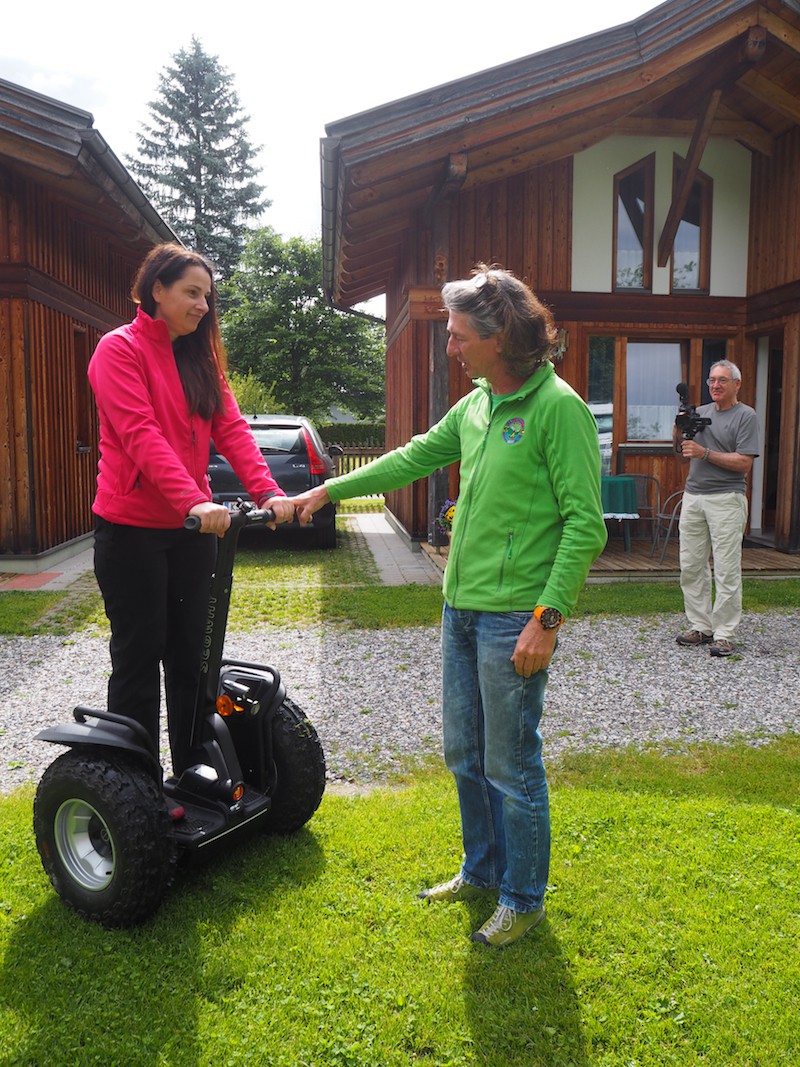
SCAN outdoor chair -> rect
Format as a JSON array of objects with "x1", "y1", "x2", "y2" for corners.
[
  {"x1": 628, "y1": 473, "x2": 661, "y2": 544},
  {"x1": 650, "y1": 490, "x2": 684, "y2": 564}
]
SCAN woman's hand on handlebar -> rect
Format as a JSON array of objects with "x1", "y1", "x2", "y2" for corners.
[
  {"x1": 293, "y1": 486, "x2": 331, "y2": 525},
  {"x1": 262, "y1": 495, "x2": 295, "y2": 529},
  {"x1": 188, "y1": 501, "x2": 231, "y2": 537}
]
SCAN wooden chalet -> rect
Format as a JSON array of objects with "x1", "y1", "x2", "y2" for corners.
[
  {"x1": 321, "y1": 0, "x2": 800, "y2": 553},
  {"x1": 0, "y1": 79, "x2": 176, "y2": 567}
]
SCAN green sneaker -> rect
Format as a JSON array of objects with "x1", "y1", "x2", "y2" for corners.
[
  {"x1": 470, "y1": 904, "x2": 545, "y2": 946},
  {"x1": 418, "y1": 874, "x2": 494, "y2": 903}
]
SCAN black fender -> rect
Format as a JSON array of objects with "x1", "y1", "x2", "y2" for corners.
[{"x1": 36, "y1": 706, "x2": 161, "y2": 774}]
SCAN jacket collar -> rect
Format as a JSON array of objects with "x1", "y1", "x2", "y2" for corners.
[
  {"x1": 475, "y1": 360, "x2": 555, "y2": 405},
  {"x1": 131, "y1": 306, "x2": 173, "y2": 348}
]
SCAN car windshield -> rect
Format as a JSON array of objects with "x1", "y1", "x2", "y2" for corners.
[{"x1": 251, "y1": 427, "x2": 305, "y2": 455}]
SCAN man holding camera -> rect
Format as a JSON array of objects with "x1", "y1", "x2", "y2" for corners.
[{"x1": 673, "y1": 360, "x2": 760, "y2": 657}]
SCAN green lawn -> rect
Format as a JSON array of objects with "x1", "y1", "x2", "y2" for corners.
[
  {"x1": 2, "y1": 515, "x2": 800, "y2": 637},
  {"x1": 1, "y1": 737, "x2": 798, "y2": 1066},
  {"x1": 1, "y1": 512, "x2": 799, "y2": 1063}
]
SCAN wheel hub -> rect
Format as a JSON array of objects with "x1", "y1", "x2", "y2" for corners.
[{"x1": 54, "y1": 799, "x2": 115, "y2": 891}]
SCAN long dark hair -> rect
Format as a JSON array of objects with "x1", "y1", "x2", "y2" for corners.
[{"x1": 132, "y1": 243, "x2": 226, "y2": 419}]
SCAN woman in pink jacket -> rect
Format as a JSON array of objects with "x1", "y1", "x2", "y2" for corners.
[{"x1": 89, "y1": 243, "x2": 294, "y2": 778}]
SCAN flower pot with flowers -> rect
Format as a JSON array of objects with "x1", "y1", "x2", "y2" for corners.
[{"x1": 436, "y1": 499, "x2": 457, "y2": 543}]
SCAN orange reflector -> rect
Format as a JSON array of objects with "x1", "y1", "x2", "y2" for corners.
[
  {"x1": 216, "y1": 695, "x2": 234, "y2": 717},
  {"x1": 233, "y1": 783, "x2": 244, "y2": 802}
]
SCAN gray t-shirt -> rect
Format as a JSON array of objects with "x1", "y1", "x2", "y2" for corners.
[{"x1": 685, "y1": 402, "x2": 760, "y2": 495}]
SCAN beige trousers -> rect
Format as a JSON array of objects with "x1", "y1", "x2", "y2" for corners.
[{"x1": 678, "y1": 491, "x2": 748, "y2": 641}]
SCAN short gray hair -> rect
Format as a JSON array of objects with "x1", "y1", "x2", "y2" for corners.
[{"x1": 710, "y1": 359, "x2": 741, "y2": 382}]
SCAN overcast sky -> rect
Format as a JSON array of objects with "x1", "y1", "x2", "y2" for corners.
[{"x1": 3, "y1": 0, "x2": 658, "y2": 241}]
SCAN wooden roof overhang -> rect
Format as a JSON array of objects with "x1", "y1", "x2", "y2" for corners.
[
  {"x1": 321, "y1": 0, "x2": 800, "y2": 307},
  {"x1": 0, "y1": 78, "x2": 177, "y2": 248}
]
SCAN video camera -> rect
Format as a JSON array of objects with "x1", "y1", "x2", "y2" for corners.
[{"x1": 674, "y1": 382, "x2": 712, "y2": 440}]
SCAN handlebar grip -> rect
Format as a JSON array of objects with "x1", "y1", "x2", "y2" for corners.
[{"x1": 184, "y1": 506, "x2": 276, "y2": 532}]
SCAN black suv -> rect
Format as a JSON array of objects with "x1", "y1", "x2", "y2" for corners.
[{"x1": 208, "y1": 415, "x2": 342, "y2": 548}]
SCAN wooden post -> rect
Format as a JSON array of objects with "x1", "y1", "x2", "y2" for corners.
[{"x1": 426, "y1": 155, "x2": 467, "y2": 546}]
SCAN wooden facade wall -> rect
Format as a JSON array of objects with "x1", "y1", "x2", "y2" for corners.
[
  {"x1": 748, "y1": 128, "x2": 800, "y2": 294},
  {"x1": 382, "y1": 140, "x2": 800, "y2": 549},
  {"x1": 747, "y1": 127, "x2": 800, "y2": 551},
  {"x1": 381, "y1": 161, "x2": 576, "y2": 540},
  {"x1": 382, "y1": 316, "x2": 431, "y2": 535},
  {"x1": 1, "y1": 166, "x2": 142, "y2": 556},
  {"x1": 777, "y1": 314, "x2": 800, "y2": 550},
  {"x1": 449, "y1": 162, "x2": 573, "y2": 291}
]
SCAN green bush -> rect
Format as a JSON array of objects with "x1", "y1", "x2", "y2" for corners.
[
  {"x1": 227, "y1": 371, "x2": 286, "y2": 415},
  {"x1": 317, "y1": 423, "x2": 385, "y2": 448}
]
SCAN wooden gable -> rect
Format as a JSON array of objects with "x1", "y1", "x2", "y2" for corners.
[
  {"x1": 0, "y1": 79, "x2": 176, "y2": 561},
  {"x1": 321, "y1": 0, "x2": 800, "y2": 552},
  {"x1": 323, "y1": 0, "x2": 800, "y2": 306}
]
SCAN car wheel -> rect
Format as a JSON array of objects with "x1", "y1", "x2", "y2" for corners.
[
  {"x1": 263, "y1": 698, "x2": 326, "y2": 834},
  {"x1": 313, "y1": 519, "x2": 337, "y2": 549},
  {"x1": 34, "y1": 750, "x2": 177, "y2": 928}
]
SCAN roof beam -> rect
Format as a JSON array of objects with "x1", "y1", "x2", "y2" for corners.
[
  {"x1": 424, "y1": 153, "x2": 468, "y2": 217},
  {"x1": 612, "y1": 116, "x2": 772, "y2": 154},
  {"x1": 737, "y1": 68, "x2": 800, "y2": 123},
  {"x1": 657, "y1": 89, "x2": 721, "y2": 268},
  {"x1": 642, "y1": 27, "x2": 766, "y2": 120},
  {"x1": 757, "y1": 8, "x2": 800, "y2": 57}
]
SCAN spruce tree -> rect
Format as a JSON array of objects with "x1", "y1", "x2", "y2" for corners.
[{"x1": 128, "y1": 37, "x2": 267, "y2": 278}]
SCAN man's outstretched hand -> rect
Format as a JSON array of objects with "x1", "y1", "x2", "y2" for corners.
[{"x1": 293, "y1": 485, "x2": 331, "y2": 525}]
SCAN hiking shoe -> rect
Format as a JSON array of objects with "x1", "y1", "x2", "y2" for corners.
[
  {"x1": 710, "y1": 638, "x2": 735, "y2": 657},
  {"x1": 418, "y1": 874, "x2": 494, "y2": 903},
  {"x1": 676, "y1": 629, "x2": 712, "y2": 646},
  {"x1": 470, "y1": 904, "x2": 546, "y2": 947}
]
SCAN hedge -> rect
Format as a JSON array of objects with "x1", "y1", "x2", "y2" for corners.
[{"x1": 317, "y1": 423, "x2": 385, "y2": 448}]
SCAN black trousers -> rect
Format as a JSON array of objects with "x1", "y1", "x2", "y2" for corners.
[{"x1": 93, "y1": 518, "x2": 217, "y2": 775}]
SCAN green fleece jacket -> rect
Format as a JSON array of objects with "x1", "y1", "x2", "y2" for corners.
[{"x1": 325, "y1": 361, "x2": 607, "y2": 616}]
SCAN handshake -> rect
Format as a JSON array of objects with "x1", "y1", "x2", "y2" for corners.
[{"x1": 292, "y1": 485, "x2": 331, "y2": 525}]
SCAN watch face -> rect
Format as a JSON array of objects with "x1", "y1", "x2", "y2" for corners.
[{"x1": 538, "y1": 607, "x2": 564, "y2": 629}]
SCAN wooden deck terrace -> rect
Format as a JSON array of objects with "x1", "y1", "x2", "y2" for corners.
[
  {"x1": 422, "y1": 532, "x2": 800, "y2": 582},
  {"x1": 589, "y1": 535, "x2": 800, "y2": 581}
]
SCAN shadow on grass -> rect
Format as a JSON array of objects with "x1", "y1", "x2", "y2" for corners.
[
  {"x1": 1, "y1": 826, "x2": 324, "y2": 1067},
  {"x1": 462, "y1": 907, "x2": 589, "y2": 1067}
]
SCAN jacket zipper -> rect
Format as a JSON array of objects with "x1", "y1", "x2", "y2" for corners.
[
  {"x1": 450, "y1": 410, "x2": 492, "y2": 600},
  {"x1": 497, "y1": 530, "x2": 514, "y2": 592}
]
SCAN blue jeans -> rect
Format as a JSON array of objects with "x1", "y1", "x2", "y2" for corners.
[{"x1": 441, "y1": 604, "x2": 550, "y2": 913}]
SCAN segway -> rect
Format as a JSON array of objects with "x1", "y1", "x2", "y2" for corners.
[{"x1": 33, "y1": 503, "x2": 326, "y2": 928}]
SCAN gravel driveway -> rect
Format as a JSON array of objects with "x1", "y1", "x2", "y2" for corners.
[{"x1": 3, "y1": 610, "x2": 798, "y2": 794}]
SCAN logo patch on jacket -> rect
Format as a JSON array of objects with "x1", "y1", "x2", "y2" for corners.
[{"x1": 502, "y1": 417, "x2": 525, "y2": 444}]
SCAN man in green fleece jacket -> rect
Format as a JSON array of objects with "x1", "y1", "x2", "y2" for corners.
[{"x1": 295, "y1": 265, "x2": 607, "y2": 946}]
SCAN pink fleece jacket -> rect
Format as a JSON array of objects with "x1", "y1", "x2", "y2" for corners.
[{"x1": 88, "y1": 308, "x2": 283, "y2": 528}]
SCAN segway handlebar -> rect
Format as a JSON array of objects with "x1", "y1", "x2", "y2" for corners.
[{"x1": 184, "y1": 505, "x2": 277, "y2": 532}]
